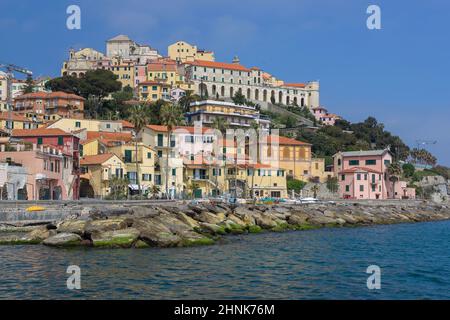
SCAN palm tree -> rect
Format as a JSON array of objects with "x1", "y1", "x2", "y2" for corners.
[
  {"x1": 310, "y1": 184, "x2": 320, "y2": 199},
  {"x1": 387, "y1": 162, "x2": 402, "y2": 199},
  {"x1": 128, "y1": 104, "x2": 150, "y2": 199},
  {"x1": 150, "y1": 185, "x2": 161, "y2": 199},
  {"x1": 249, "y1": 120, "x2": 261, "y2": 199},
  {"x1": 178, "y1": 90, "x2": 201, "y2": 113},
  {"x1": 108, "y1": 176, "x2": 129, "y2": 200},
  {"x1": 160, "y1": 103, "x2": 185, "y2": 199}
]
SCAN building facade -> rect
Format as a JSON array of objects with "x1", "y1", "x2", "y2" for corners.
[
  {"x1": 14, "y1": 92, "x2": 85, "y2": 118},
  {"x1": 184, "y1": 60, "x2": 320, "y2": 109},
  {"x1": 333, "y1": 149, "x2": 414, "y2": 200},
  {"x1": 186, "y1": 100, "x2": 271, "y2": 130},
  {"x1": 168, "y1": 41, "x2": 215, "y2": 63}
]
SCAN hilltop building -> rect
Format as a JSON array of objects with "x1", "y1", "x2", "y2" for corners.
[{"x1": 168, "y1": 41, "x2": 215, "y2": 63}]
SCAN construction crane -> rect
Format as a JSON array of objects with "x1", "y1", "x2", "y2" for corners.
[{"x1": 0, "y1": 62, "x2": 33, "y2": 133}]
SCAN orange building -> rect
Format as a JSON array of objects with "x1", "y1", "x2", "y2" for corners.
[{"x1": 14, "y1": 92, "x2": 85, "y2": 119}]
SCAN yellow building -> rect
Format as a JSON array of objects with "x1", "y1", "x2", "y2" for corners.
[
  {"x1": 109, "y1": 57, "x2": 135, "y2": 89},
  {"x1": 147, "y1": 61, "x2": 184, "y2": 86},
  {"x1": 139, "y1": 125, "x2": 185, "y2": 198},
  {"x1": 79, "y1": 138, "x2": 102, "y2": 157},
  {"x1": 80, "y1": 153, "x2": 127, "y2": 198},
  {"x1": 168, "y1": 41, "x2": 215, "y2": 63},
  {"x1": 106, "y1": 142, "x2": 158, "y2": 193},
  {"x1": 260, "y1": 135, "x2": 327, "y2": 182},
  {"x1": 138, "y1": 82, "x2": 171, "y2": 102},
  {"x1": 47, "y1": 118, "x2": 125, "y2": 133},
  {"x1": 0, "y1": 112, "x2": 38, "y2": 131}
]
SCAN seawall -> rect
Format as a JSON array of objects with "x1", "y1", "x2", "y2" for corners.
[{"x1": 1, "y1": 200, "x2": 449, "y2": 248}]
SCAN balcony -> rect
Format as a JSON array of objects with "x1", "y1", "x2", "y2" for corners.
[{"x1": 191, "y1": 175, "x2": 209, "y2": 181}]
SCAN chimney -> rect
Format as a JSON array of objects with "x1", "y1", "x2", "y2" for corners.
[{"x1": 232, "y1": 56, "x2": 240, "y2": 64}]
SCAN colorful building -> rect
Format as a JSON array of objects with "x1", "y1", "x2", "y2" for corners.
[
  {"x1": 168, "y1": 41, "x2": 215, "y2": 63},
  {"x1": 14, "y1": 92, "x2": 85, "y2": 118},
  {"x1": 80, "y1": 153, "x2": 126, "y2": 198},
  {"x1": 11, "y1": 128, "x2": 81, "y2": 198},
  {"x1": 333, "y1": 149, "x2": 414, "y2": 200},
  {"x1": 137, "y1": 81, "x2": 171, "y2": 102},
  {"x1": 0, "y1": 141, "x2": 79, "y2": 200},
  {"x1": 0, "y1": 112, "x2": 38, "y2": 131},
  {"x1": 186, "y1": 100, "x2": 271, "y2": 130}
]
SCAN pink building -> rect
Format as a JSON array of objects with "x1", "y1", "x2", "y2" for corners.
[
  {"x1": 0, "y1": 142, "x2": 78, "y2": 200},
  {"x1": 11, "y1": 128, "x2": 81, "y2": 198},
  {"x1": 312, "y1": 106, "x2": 341, "y2": 126},
  {"x1": 333, "y1": 149, "x2": 414, "y2": 200},
  {"x1": 134, "y1": 65, "x2": 147, "y2": 87}
]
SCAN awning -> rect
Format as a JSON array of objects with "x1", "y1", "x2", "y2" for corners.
[{"x1": 128, "y1": 184, "x2": 149, "y2": 191}]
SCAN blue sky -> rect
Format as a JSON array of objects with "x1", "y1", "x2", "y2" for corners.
[{"x1": 1, "y1": 0, "x2": 449, "y2": 165}]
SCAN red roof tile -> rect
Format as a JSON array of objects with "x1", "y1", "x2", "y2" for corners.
[
  {"x1": 187, "y1": 60, "x2": 251, "y2": 72},
  {"x1": 12, "y1": 128, "x2": 73, "y2": 137},
  {"x1": 80, "y1": 153, "x2": 115, "y2": 165}
]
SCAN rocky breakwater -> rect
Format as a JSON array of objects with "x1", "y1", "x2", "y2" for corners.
[{"x1": 1, "y1": 201, "x2": 450, "y2": 248}]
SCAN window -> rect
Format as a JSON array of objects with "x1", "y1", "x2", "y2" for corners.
[
  {"x1": 366, "y1": 159, "x2": 377, "y2": 165},
  {"x1": 157, "y1": 134, "x2": 164, "y2": 147},
  {"x1": 124, "y1": 150, "x2": 132, "y2": 163},
  {"x1": 157, "y1": 150, "x2": 163, "y2": 158},
  {"x1": 345, "y1": 185, "x2": 350, "y2": 192},
  {"x1": 147, "y1": 152, "x2": 152, "y2": 159},
  {"x1": 172, "y1": 168, "x2": 176, "y2": 176},
  {"x1": 75, "y1": 121, "x2": 81, "y2": 128},
  {"x1": 384, "y1": 159, "x2": 391, "y2": 165},
  {"x1": 360, "y1": 185, "x2": 364, "y2": 192},
  {"x1": 341, "y1": 174, "x2": 345, "y2": 181},
  {"x1": 142, "y1": 174, "x2": 152, "y2": 181},
  {"x1": 37, "y1": 137, "x2": 43, "y2": 145},
  {"x1": 357, "y1": 173, "x2": 361, "y2": 180},
  {"x1": 349, "y1": 160, "x2": 359, "y2": 166},
  {"x1": 58, "y1": 136, "x2": 64, "y2": 146}
]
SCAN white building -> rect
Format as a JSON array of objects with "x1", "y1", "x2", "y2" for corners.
[
  {"x1": 183, "y1": 59, "x2": 320, "y2": 110},
  {"x1": 186, "y1": 100, "x2": 271, "y2": 130},
  {"x1": 106, "y1": 35, "x2": 160, "y2": 64}
]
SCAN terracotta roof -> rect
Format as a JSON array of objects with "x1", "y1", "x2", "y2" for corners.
[
  {"x1": 146, "y1": 125, "x2": 213, "y2": 134},
  {"x1": 188, "y1": 60, "x2": 251, "y2": 72},
  {"x1": 267, "y1": 135, "x2": 311, "y2": 146},
  {"x1": 15, "y1": 91, "x2": 85, "y2": 101},
  {"x1": 339, "y1": 167, "x2": 383, "y2": 174},
  {"x1": 283, "y1": 83, "x2": 306, "y2": 88},
  {"x1": 80, "y1": 153, "x2": 115, "y2": 165},
  {"x1": 147, "y1": 63, "x2": 177, "y2": 72},
  {"x1": 0, "y1": 112, "x2": 31, "y2": 122},
  {"x1": 86, "y1": 131, "x2": 132, "y2": 142},
  {"x1": 121, "y1": 120, "x2": 135, "y2": 128},
  {"x1": 12, "y1": 128, "x2": 73, "y2": 137}
]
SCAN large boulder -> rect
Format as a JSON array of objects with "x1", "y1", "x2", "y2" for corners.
[
  {"x1": 84, "y1": 218, "x2": 132, "y2": 235},
  {"x1": 176, "y1": 212, "x2": 200, "y2": 229},
  {"x1": 195, "y1": 211, "x2": 224, "y2": 225},
  {"x1": 92, "y1": 228, "x2": 140, "y2": 248},
  {"x1": 43, "y1": 233, "x2": 82, "y2": 247},
  {"x1": 26, "y1": 226, "x2": 55, "y2": 242},
  {"x1": 133, "y1": 218, "x2": 181, "y2": 247},
  {"x1": 287, "y1": 212, "x2": 309, "y2": 225},
  {"x1": 198, "y1": 222, "x2": 226, "y2": 235},
  {"x1": 254, "y1": 213, "x2": 278, "y2": 229},
  {"x1": 180, "y1": 231, "x2": 215, "y2": 246},
  {"x1": 57, "y1": 220, "x2": 87, "y2": 235},
  {"x1": 153, "y1": 214, "x2": 192, "y2": 234}
]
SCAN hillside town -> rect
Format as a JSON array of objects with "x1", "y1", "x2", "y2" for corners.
[{"x1": 0, "y1": 35, "x2": 448, "y2": 203}]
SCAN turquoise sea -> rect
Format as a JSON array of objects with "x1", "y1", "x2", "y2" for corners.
[{"x1": 1, "y1": 220, "x2": 449, "y2": 299}]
